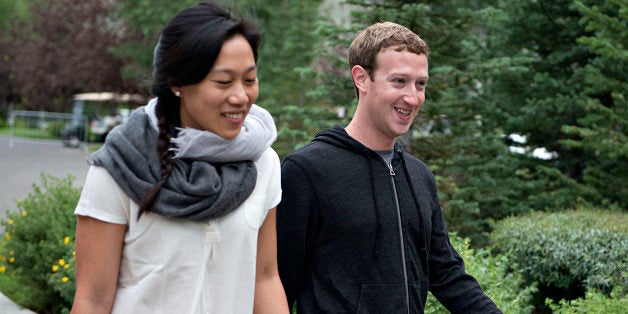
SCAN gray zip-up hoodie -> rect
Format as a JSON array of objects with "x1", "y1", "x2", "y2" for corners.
[{"x1": 277, "y1": 125, "x2": 501, "y2": 313}]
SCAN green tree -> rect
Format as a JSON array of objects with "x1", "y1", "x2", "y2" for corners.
[
  {"x1": 243, "y1": 0, "x2": 330, "y2": 158},
  {"x1": 488, "y1": 0, "x2": 627, "y2": 208},
  {"x1": 1, "y1": 0, "x2": 128, "y2": 111},
  {"x1": 560, "y1": 0, "x2": 627, "y2": 207},
  {"x1": 111, "y1": 0, "x2": 199, "y2": 95}
]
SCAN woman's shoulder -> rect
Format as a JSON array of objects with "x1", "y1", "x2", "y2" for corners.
[{"x1": 255, "y1": 146, "x2": 280, "y2": 167}]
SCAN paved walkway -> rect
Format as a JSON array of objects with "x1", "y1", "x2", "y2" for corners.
[
  {"x1": 0, "y1": 292, "x2": 34, "y2": 313},
  {"x1": 0, "y1": 135, "x2": 92, "y2": 312}
]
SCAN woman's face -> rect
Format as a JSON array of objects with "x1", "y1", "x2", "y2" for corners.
[{"x1": 177, "y1": 34, "x2": 258, "y2": 139}]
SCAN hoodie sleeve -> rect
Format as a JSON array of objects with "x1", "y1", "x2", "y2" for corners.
[
  {"x1": 426, "y1": 179, "x2": 502, "y2": 313},
  {"x1": 276, "y1": 155, "x2": 318, "y2": 309}
]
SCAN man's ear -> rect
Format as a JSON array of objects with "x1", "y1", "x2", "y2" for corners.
[{"x1": 351, "y1": 65, "x2": 370, "y2": 93}]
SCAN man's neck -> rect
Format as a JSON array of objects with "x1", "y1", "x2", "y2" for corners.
[{"x1": 345, "y1": 122, "x2": 395, "y2": 151}]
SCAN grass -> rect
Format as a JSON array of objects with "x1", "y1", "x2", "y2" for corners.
[
  {"x1": 0, "y1": 127, "x2": 56, "y2": 140},
  {"x1": 0, "y1": 127, "x2": 102, "y2": 152}
]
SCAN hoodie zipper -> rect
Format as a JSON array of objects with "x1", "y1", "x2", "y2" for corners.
[{"x1": 388, "y1": 163, "x2": 410, "y2": 314}]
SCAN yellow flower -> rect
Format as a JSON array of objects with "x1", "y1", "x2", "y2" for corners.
[
  {"x1": 7, "y1": 220, "x2": 13, "y2": 225},
  {"x1": 62, "y1": 277, "x2": 69, "y2": 283},
  {"x1": 63, "y1": 237, "x2": 70, "y2": 245},
  {"x1": 0, "y1": 266, "x2": 5, "y2": 273},
  {"x1": 52, "y1": 265, "x2": 59, "y2": 272},
  {"x1": 72, "y1": 251, "x2": 76, "y2": 256},
  {"x1": 58, "y1": 259, "x2": 65, "y2": 266},
  {"x1": 63, "y1": 264, "x2": 70, "y2": 270},
  {"x1": 4, "y1": 233, "x2": 9, "y2": 241},
  {"x1": 21, "y1": 211, "x2": 27, "y2": 216},
  {"x1": 9, "y1": 257, "x2": 15, "y2": 263}
]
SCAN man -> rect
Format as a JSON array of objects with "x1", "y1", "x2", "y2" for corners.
[{"x1": 277, "y1": 22, "x2": 501, "y2": 313}]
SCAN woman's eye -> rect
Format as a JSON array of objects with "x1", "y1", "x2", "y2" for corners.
[{"x1": 215, "y1": 80, "x2": 231, "y2": 85}]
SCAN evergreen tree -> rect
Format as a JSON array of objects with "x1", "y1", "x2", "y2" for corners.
[
  {"x1": 489, "y1": 0, "x2": 627, "y2": 208},
  {"x1": 561, "y1": 0, "x2": 627, "y2": 207}
]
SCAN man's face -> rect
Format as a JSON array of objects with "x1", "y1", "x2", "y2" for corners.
[{"x1": 361, "y1": 48, "x2": 428, "y2": 140}]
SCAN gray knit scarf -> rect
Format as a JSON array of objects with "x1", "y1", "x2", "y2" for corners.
[{"x1": 90, "y1": 101, "x2": 276, "y2": 221}]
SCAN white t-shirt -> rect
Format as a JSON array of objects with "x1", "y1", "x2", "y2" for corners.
[{"x1": 75, "y1": 147, "x2": 281, "y2": 314}]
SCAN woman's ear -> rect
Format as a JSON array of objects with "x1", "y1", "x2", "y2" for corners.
[{"x1": 170, "y1": 87, "x2": 181, "y2": 97}]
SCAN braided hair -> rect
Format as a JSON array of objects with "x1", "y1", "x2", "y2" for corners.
[{"x1": 138, "y1": 1, "x2": 261, "y2": 218}]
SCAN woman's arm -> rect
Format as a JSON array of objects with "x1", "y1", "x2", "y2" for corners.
[
  {"x1": 71, "y1": 215, "x2": 127, "y2": 314},
  {"x1": 254, "y1": 208, "x2": 289, "y2": 314}
]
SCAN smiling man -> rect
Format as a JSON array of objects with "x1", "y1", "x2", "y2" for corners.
[{"x1": 277, "y1": 22, "x2": 502, "y2": 313}]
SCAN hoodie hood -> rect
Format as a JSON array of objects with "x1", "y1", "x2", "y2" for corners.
[{"x1": 312, "y1": 125, "x2": 405, "y2": 156}]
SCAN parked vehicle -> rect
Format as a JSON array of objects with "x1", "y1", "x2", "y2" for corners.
[{"x1": 61, "y1": 93, "x2": 142, "y2": 147}]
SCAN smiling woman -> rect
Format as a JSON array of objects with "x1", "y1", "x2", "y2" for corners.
[
  {"x1": 70, "y1": 1, "x2": 288, "y2": 313},
  {"x1": 177, "y1": 35, "x2": 259, "y2": 139}
]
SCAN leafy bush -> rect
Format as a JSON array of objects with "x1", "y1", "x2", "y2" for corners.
[
  {"x1": 489, "y1": 207, "x2": 628, "y2": 311},
  {"x1": 425, "y1": 234, "x2": 536, "y2": 313},
  {"x1": 0, "y1": 174, "x2": 79, "y2": 314},
  {"x1": 546, "y1": 287, "x2": 628, "y2": 313},
  {"x1": 46, "y1": 120, "x2": 66, "y2": 139}
]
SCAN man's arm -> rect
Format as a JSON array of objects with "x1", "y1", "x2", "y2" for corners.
[
  {"x1": 276, "y1": 157, "x2": 318, "y2": 309},
  {"x1": 427, "y1": 201, "x2": 502, "y2": 313}
]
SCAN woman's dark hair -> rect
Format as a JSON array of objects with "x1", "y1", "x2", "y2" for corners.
[{"x1": 139, "y1": 1, "x2": 261, "y2": 217}]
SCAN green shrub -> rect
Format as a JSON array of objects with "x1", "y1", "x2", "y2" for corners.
[
  {"x1": 489, "y1": 207, "x2": 628, "y2": 311},
  {"x1": 0, "y1": 174, "x2": 79, "y2": 314},
  {"x1": 425, "y1": 234, "x2": 536, "y2": 313},
  {"x1": 46, "y1": 120, "x2": 66, "y2": 139},
  {"x1": 546, "y1": 287, "x2": 628, "y2": 313}
]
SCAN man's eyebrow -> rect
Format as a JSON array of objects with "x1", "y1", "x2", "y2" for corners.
[{"x1": 388, "y1": 72, "x2": 429, "y2": 80}]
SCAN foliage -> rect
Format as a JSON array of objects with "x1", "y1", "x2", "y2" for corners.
[
  {"x1": 559, "y1": 0, "x2": 628, "y2": 208},
  {"x1": 111, "y1": 0, "x2": 199, "y2": 93},
  {"x1": 245, "y1": 0, "x2": 331, "y2": 158},
  {"x1": 546, "y1": 286, "x2": 628, "y2": 313},
  {"x1": 0, "y1": 174, "x2": 79, "y2": 313},
  {"x1": 488, "y1": 0, "x2": 628, "y2": 209},
  {"x1": 0, "y1": 0, "x2": 29, "y2": 29},
  {"x1": 48, "y1": 237, "x2": 75, "y2": 308},
  {"x1": 273, "y1": 104, "x2": 339, "y2": 159},
  {"x1": 424, "y1": 234, "x2": 536, "y2": 313},
  {"x1": 1, "y1": 0, "x2": 127, "y2": 111},
  {"x1": 489, "y1": 207, "x2": 628, "y2": 311}
]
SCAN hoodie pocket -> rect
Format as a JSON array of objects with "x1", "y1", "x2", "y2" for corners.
[{"x1": 356, "y1": 283, "x2": 407, "y2": 313}]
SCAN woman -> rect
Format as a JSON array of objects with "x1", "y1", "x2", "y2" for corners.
[{"x1": 71, "y1": 2, "x2": 288, "y2": 313}]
